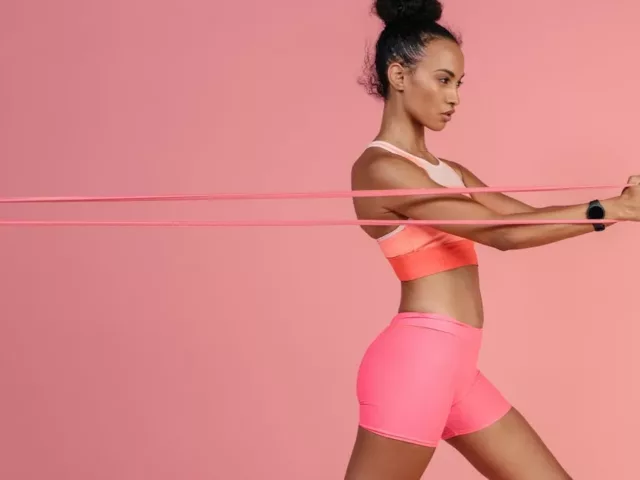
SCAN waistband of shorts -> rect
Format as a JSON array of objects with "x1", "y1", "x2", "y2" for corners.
[{"x1": 390, "y1": 311, "x2": 483, "y2": 337}]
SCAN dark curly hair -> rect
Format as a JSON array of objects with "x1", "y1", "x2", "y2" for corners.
[{"x1": 360, "y1": 0, "x2": 462, "y2": 99}]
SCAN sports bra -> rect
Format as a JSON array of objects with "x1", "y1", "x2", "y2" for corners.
[{"x1": 367, "y1": 140, "x2": 478, "y2": 281}]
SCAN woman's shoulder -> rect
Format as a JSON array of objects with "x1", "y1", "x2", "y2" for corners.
[
  {"x1": 352, "y1": 147, "x2": 447, "y2": 194},
  {"x1": 353, "y1": 145, "x2": 430, "y2": 179}
]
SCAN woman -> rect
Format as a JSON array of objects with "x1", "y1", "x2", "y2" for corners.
[{"x1": 346, "y1": 1, "x2": 640, "y2": 479}]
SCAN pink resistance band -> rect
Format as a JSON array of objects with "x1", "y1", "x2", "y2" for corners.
[{"x1": 0, "y1": 183, "x2": 633, "y2": 227}]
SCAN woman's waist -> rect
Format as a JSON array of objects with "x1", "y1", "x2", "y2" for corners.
[{"x1": 398, "y1": 268, "x2": 484, "y2": 327}]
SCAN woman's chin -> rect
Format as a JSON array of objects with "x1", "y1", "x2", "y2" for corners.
[{"x1": 425, "y1": 121, "x2": 447, "y2": 132}]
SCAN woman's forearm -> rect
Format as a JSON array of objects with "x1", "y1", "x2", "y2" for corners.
[{"x1": 496, "y1": 196, "x2": 627, "y2": 250}]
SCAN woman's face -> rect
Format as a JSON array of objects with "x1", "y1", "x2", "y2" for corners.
[{"x1": 390, "y1": 38, "x2": 465, "y2": 131}]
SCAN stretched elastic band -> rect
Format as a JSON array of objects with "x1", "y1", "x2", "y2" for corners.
[
  {"x1": 0, "y1": 184, "x2": 632, "y2": 204},
  {"x1": 0, "y1": 183, "x2": 632, "y2": 226},
  {"x1": 0, "y1": 218, "x2": 623, "y2": 227}
]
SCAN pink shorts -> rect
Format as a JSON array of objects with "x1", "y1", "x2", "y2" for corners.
[{"x1": 356, "y1": 312, "x2": 511, "y2": 447}]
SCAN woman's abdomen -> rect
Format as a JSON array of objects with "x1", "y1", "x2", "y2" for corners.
[{"x1": 398, "y1": 266, "x2": 484, "y2": 328}]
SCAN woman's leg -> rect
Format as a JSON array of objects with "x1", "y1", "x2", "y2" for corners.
[
  {"x1": 346, "y1": 313, "x2": 466, "y2": 479},
  {"x1": 446, "y1": 406, "x2": 572, "y2": 480},
  {"x1": 344, "y1": 427, "x2": 435, "y2": 480}
]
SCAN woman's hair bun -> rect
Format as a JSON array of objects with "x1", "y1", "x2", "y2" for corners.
[{"x1": 374, "y1": 0, "x2": 443, "y2": 26}]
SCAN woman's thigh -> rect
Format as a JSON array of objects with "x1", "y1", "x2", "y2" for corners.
[
  {"x1": 446, "y1": 407, "x2": 573, "y2": 480},
  {"x1": 344, "y1": 427, "x2": 435, "y2": 480}
]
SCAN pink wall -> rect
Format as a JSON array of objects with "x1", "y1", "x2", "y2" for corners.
[{"x1": 1, "y1": 0, "x2": 639, "y2": 478}]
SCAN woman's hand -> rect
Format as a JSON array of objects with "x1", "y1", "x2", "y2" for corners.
[{"x1": 618, "y1": 175, "x2": 640, "y2": 221}]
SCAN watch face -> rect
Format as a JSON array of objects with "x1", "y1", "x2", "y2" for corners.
[{"x1": 589, "y1": 205, "x2": 605, "y2": 219}]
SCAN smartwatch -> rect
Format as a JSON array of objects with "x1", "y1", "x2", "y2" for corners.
[{"x1": 587, "y1": 199, "x2": 606, "y2": 231}]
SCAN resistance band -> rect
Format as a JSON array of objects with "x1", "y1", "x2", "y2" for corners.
[{"x1": 0, "y1": 183, "x2": 632, "y2": 226}]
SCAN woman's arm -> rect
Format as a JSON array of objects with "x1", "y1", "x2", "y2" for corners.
[
  {"x1": 360, "y1": 155, "x2": 639, "y2": 251},
  {"x1": 444, "y1": 159, "x2": 555, "y2": 214}
]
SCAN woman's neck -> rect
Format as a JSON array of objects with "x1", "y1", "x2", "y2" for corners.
[{"x1": 376, "y1": 99, "x2": 428, "y2": 155}]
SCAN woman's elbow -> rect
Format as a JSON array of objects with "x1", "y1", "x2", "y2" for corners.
[
  {"x1": 487, "y1": 229, "x2": 517, "y2": 251},
  {"x1": 492, "y1": 229, "x2": 539, "y2": 251},
  {"x1": 494, "y1": 237, "x2": 514, "y2": 251}
]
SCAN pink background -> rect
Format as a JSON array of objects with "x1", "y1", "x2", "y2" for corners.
[{"x1": 1, "y1": 0, "x2": 639, "y2": 478}]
